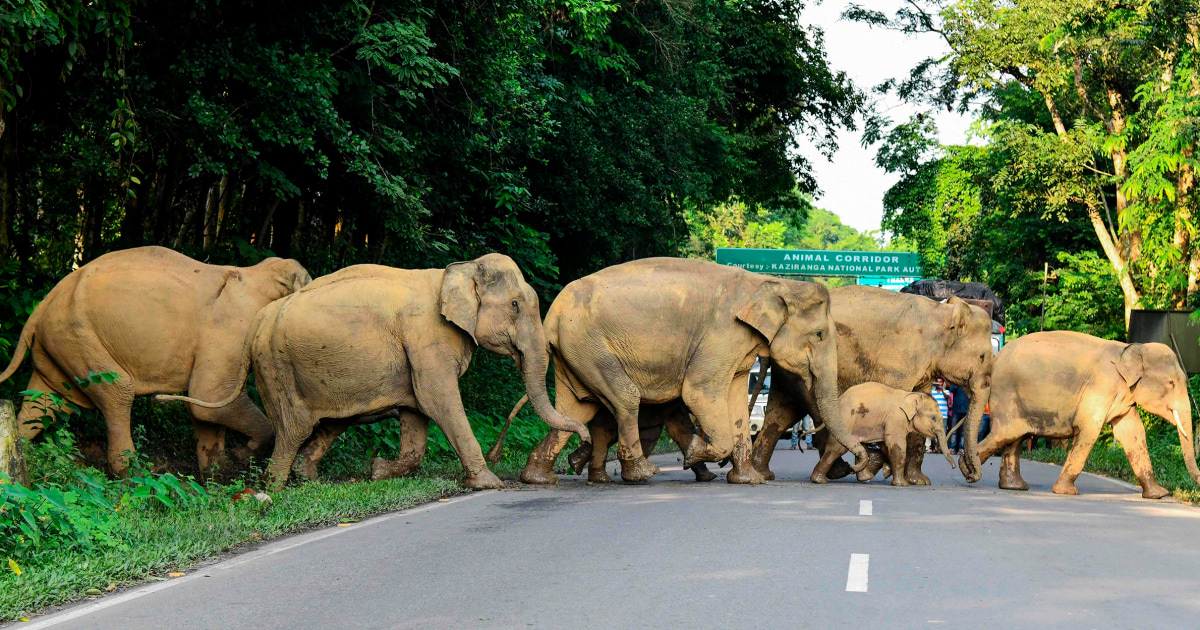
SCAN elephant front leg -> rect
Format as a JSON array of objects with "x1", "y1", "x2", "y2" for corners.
[
  {"x1": 585, "y1": 413, "x2": 617, "y2": 483},
  {"x1": 904, "y1": 433, "x2": 931, "y2": 485},
  {"x1": 811, "y1": 439, "x2": 847, "y2": 484},
  {"x1": 888, "y1": 439, "x2": 909, "y2": 487},
  {"x1": 750, "y1": 381, "x2": 803, "y2": 480},
  {"x1": 292, "y1": 419, "x2": 352, "y2": 481},
  {"x1": 1112, "y1": 409, "x2": 1170, "y2": 499},
  {"x1": 372, "y1": 412, "x2": 430, "y2": 481},
  {"x1": 724, "y1": 379, "x2": 764, "y2": 485},
  {"x1": 193, "y1": 420, "x2": 227, "y2": 477},
  {"x1": 614, "y1": 405, "x2": 659, "y2": 483},
  {"x1": 414, "y1": 370, "x2": 503, "y2": 490}
]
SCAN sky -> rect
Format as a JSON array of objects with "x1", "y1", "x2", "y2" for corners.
[{"x1": 795, "y1": 0, "x2": 974, "y2": 234}]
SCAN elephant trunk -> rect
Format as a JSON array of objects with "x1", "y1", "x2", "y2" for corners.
[
  {"x1": 1173, "y1": 408, "x2": 1200, "y2": 487},
  {"x1": 518, "y1": 328, "x2": 590, "y2": 446},
  {"x1": 959, "y1": 374, "x2": 989, "y2": 483},
  {"x1": 936, "y1": 423, "x2": 956, "y2": 470},
  {"x1": 811, "y1": 346, "x2": 867, "y2": 471}
]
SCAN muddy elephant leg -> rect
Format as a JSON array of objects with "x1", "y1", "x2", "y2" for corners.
[
  {"x1": 521, "y1": 389, "x2": 599, "y2": 485},
  {"x1": 614, "y1": 402, "x2": 658, "y2": 483},
  {"x1": 373, "y1": 411, "x2": 431, "y2": 480},
  {"x1": 586, "y1": 411, "x2": 617, "y2": 483},
  {"x1": 857, "y1": 446, "x2": 887, "y2": 482},
  {"x1": 998, "y1": 440, "x2": 1027, "y2": 491},
  {"x1": 812, "y1": 429, "x2": 856, "y2": 480},
  {"x1": 193, "y1": 420, "x2": 227, "y2": 476},
  {"x1": 811, "y1": 438, "x2": 847, "y2": 483},
  {"x1": 889, "y1": 439, "x2": 909, "y2": 487},
  {"x1": 1051, "y1": 409, "x2": 1105, "y2": 496},
  {"x1": 1111, "y1": 409, "x2": 1169, "y2": 499},
  {"x1": 723, "y1": 378, "x2": 764, "y2": 484},
  {"x1": 639, "y1": 421, "x2": 663, "y2": 459},
  {"x1": 292, "y1": 419, "x2": 352, "y2": 481},
  {"x1": 750, "y1": 379, "x2": 802, "y2": 480},
  {"x1": 904, "y1": 433, "x2": 930, "y2": 485}
]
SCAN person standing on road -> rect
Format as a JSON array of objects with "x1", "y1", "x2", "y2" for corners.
[
  {"x1": 947, "y1": 382, "x2": 970, "y2": 455},
  {"x1": 930, "y1": 378, "x2": 950, "y2": 454},
  {"x1": 790, "y1": 414, "x2": 814, "y2": 449}
]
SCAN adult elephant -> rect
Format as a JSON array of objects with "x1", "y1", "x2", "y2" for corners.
[
  {"x1": 518, "y1": 258, "x2": 867, "y2": 485},
  {"x1": 978, "y1": 331, "x2": 1200, "y2": 498},
  {"x1": 0, "y1": 246, "x2": 311, "y2": 475},
  {"x1": 750, "y1": 285, "x2": 994, "y2": 484},
  {"x1": 160, "y1": 254, "x2": 591, "y2": 490}
]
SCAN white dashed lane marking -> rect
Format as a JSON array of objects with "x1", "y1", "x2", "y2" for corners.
[
  {"x1": 859, "y1": 500, "x2": 872, "y2": 516},
  {"x1": 846, "y1": 554, "x2": 870, "y2": 593}
]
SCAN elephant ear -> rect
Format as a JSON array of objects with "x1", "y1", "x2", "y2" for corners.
[
  {"x1": 736, "y1": 281, "x2": 788, "y2": 343},
  {"x1": 899, "y1": 393, "x2": 921, "y2": 424},
  {"x1": 440, "y1": 261, "x2": 481, "y2": 344},
  {"x1": 945, "y1": 297, "x2": 972, "y2": 340},
  {"x1": 1114, "y1": 343, "x2": 1145, "y2": 389}
]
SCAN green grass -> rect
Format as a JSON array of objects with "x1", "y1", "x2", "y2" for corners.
[{"x1": 1022, "y1": 433, "x2": 1200, "y2": 504}]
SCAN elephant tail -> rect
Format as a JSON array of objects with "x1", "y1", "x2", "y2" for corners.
[
  {"x1": 154, "y1": 316, "x2": 256, "y2": 409},
  {"x1": 0, "y1": 300, "x2": 44, "y2": 384}
]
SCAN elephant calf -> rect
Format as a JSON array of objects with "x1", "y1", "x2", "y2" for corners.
[
  {"x1": 812, "y1": 383, "x2": 954, "y2": 486},
  {"x1": 978, "y1": 331, "x2": 1200, "y2": 499},
  {"x1": 163, "y1": 254, "x2": 590, "y2": 491},
  {"x1": 0, "y1": 246, "x2": 310, "y2": 475}
]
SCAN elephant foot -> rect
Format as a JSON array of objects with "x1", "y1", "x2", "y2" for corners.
[
  {"x1": 519, "y1": 464, "x2": 559, "y2": 485},
  {"x1": 826, "y1": 457, "x2": 855, "y2": 480},
  {"x1": 880, "y1": 463, "x2": 892, "y2": 479},
  {"x1": 1141, "y1": 483, "x2": 1170, "y2": 500},
  {"x1": 810, "y1": 471, "x2": 828, "y2": 484},
  {"x1": 1051, "y1": 481, "x2": 1079, "y2": 496},
  {"x1": 727, "y1": 466, "x2": 765, "y2": 485},
  {"x1": 691, "y1": 464, "x2": 717, "y2": 482},
  {"x1": 588, "y1": 465, "x2": 612, "y2": 484},
  {"x1": 891, "y1": 477, "x2": 910, "y2": 487},
  {"x1": 906, "y1": 472, "x2": 931, "y2": 486},
  {"x1": 620, "y1": 456, "x2": 659, "y2": 483},
  {"x1": 566, "y1": 444, "x2": 591, "y2": 475},
  {"x1": 371, "y1": 456, "x2": 420, "y2": 481},
  {"x1": 464, "y1": 469, "x2": 505, "y2": 490},
  {"x1": 857, "y1": 450, "x2": 886, "y2": 482},
  {"x1": 998, "y1": 468, "x2": 1028, "y2": 491}
]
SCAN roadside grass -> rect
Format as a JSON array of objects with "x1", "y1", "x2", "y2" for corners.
[{"x1": 1023, "y1": 438, "x2": 1200, "y2": 504}]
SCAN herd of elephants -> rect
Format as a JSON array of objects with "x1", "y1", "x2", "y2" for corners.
[{"x1": 2, "y1": 246, "x2": 1199, "y2": 500}]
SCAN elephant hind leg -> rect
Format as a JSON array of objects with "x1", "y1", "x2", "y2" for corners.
[
  {"x1": 373, "y1": 411, "x2": 430, "y2": 481},
  {"x1": 193, "y1": 420, "x2": 227, "y2": 477},
  {"x1": 998, "y1": 440, "x2": 1028, "y2": 491},
  {"x1": 16, "y1": 370, "x2": 65, "y2": 439},
  {"x1": 1111, "y1": 409, "x2": 1169, "y2": 499},
  {"x1": 585, "y1": 411, "x2": 617, "y2": 483}
]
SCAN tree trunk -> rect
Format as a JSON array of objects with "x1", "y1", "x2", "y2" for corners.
[
  {"x1": 202, "y1": 177, "x2": 224, "y2": 251},
  {"x1": 254, "y1": 197, "x2": 280, "y2": 247},
  {"x1": 289, "y1": 197, "x2": 307, "y2": 259},
  {"x1": 0, "y1": 400, "x2": 28, "y2": 486}
]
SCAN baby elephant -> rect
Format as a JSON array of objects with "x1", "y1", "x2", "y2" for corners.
[{"x1": 812, "y1": 383, "x2": 954, "y2": 486}]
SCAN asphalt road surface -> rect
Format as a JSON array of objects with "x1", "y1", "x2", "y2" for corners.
[{"x1": 15, "y1": 444, "x2": 1200, "y2": 630}]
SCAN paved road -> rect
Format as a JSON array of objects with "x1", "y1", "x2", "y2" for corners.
[{"x1": 16, "y1": 445, "x2": 1200, "y2": 630}]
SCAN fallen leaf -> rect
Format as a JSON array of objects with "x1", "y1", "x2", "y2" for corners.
[
  {"x1": 169, "y1": 573, "x2": 184, "y2": 578},
  {"x1": 19, "y1": 618, "x2": 29, "y2": 622},
  {"x1": 250, "y1": 532, "x2": 260, "y2": 538},
  {"x1": 438, "y1": 499, "x2": 450, "y2": 502},
  {"x1": 7, "y1": 558, "x2": 21, "y2": 576},
  {"x1": 104, "y1": 583, "x2": 116, "y2": 592},
  {"x1": 84, "y1": 588, "x2": 101, "y2": 596},
  {"x1": 336, "y1": 523, "x2": 352, "y2": 527},
  {"x1": 231, "y1": 488, "x2": 256, "y2": 502}
]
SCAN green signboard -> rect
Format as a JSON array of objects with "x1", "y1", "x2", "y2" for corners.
[{"x1": 715, "y1": 248, "x2": 921, "y2": 277}]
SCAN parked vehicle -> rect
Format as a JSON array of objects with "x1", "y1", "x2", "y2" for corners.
[{"x1": 747, "y1": 358, "x2": 772, "y2": 436}]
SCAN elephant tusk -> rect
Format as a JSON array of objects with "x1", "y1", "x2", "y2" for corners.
[{"x1": 1173, "y1": 409, "x2": 1185, "y2": 433}]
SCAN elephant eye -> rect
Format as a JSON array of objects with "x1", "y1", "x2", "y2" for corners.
[
  {"x1": 511, "y1": 300, "x2": 519, "y2": 311},
  {"x1": 815, "y1": 330, "x2": 824, "y2": 341}
]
